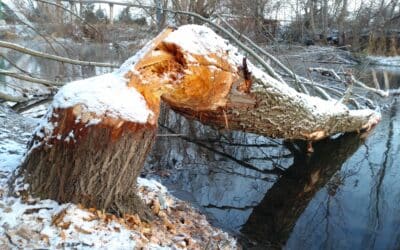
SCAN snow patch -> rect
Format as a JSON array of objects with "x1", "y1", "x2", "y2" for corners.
[
  {"x1": 85, "y1": 118, "x2": 102, "y2": 127},
  {"x1": 367, "y1": 56, "x2": 400, "y2": 67},
  {"x1": 0, "y1": 197, "x2": 137, "y2": 249},
  {"x1": 164, "y1": 24, "x2": 243, "y2": 67},
  {"x1": 137, "y1": 177, "x2": 168, "y2": 194},
  {"x1": 53, "y1": 73, "x2": 152, "y2": 124}
]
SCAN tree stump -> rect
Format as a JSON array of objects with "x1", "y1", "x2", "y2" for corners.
[
  {"x1": 23, "y1": 111, "x2": 155, "y2": 215},
  {"x1": 22, "y1": 74, "x2": 157, "y2": 215},
  {"x1": 20, "y1": 25, "x2": 381, "y2": 215}
]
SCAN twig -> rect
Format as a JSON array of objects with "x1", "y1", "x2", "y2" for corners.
[
  {"x1": 314, "y1": 85, "x2": 333, "y2": 100},
  {"x1": 217, "y1": 14, "x2": 310, "y2": 87},
  {"x1": 309, "y1": 66, "x2": 388, "y2": 98},
  {"x1": 0, "y1": 41, "x2": 118, "y2": 68},
  {"x1": 349, "y1": 75, "x2": 389, "y2": 97},
  {"x1": 337, "y1": 78, "x2": 353, "y2": 105}
]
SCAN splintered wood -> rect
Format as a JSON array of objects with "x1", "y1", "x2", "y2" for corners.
[{"x1": 127, "y1": 28, "x2": 252, "y2": 128}]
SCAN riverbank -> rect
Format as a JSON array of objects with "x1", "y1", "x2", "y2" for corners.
[{"x1": 0, "y1": 105, "x2": 238, "y2": 249}]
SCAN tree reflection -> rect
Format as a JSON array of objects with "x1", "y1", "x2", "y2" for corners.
[{"x1": 241, "y1": 132, "x2": 367, "y2": 248}]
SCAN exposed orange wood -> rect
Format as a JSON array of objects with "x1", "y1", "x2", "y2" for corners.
[
  {"x1": 126, "y1": 28, "x2": 251, "y2": 127},
  {"x1": 134, "y1": 28, "x2": 174, "y2": 69}
]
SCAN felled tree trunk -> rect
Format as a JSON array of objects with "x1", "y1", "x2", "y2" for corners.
[{"x1": 20, "y1": 25, "x2": 380, "y2": 215}]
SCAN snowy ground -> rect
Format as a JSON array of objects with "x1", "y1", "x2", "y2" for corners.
[
  {"x1": 0, "y1": 105, "x2": 238, "y2": 249},
  {"x1": 367, "y1": 56, "x2": 400, "y2": 67}
]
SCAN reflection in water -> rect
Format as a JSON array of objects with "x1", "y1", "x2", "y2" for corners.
[
  {"x1": 284, "y1": 98, "x2": 399, "y2": 250},
  {"x1": 145, "y1": 109, "x2": 293, "y2": 231},
  {"x1": 368, "y1": 67, "x2": 400, "y2": 90},
  {"x1": 147, "y1": 91, "x2": 399, "y2": 249},
  {"x1": 241, "y1": 133, "x2": 366, "y2": 248}
]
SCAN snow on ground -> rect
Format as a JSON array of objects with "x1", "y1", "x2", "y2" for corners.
[
  {"x1": 367, "y1": 56, "x2": 400, "y2": 67},
  {"x1": 0, "y1": 105, "x2": 238, "y2": 249}
]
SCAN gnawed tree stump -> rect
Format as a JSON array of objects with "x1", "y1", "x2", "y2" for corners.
[
  {"x1": 20, "y1": 25, "x2": 380, "y2": 215},
  {"x1": 22, "y1": 73, "x2": 157, "y2": 216}
]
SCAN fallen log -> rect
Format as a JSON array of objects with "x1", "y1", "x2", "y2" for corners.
[{"x1": 20, "y1": 25, "x2": 381, "y2": 215}]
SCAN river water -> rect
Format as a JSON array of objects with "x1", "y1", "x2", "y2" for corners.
[
  {"x1": 146, "y1": 66, "x2": 400, "y2": 249},
  {"x1": 1, "y1": 39, "x2": 400, "y2": 249}
]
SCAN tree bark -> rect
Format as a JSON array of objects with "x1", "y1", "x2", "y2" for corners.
[
  {"x1": 109, "y1": 3, "x2": 114, "y2": 25},
  {"x1": 20, "y1": 25, "x2": 380, "y2": 215},
  {"x1": 23, "y1": 108, "x2": 155, "y2": 216},
  {"x1": 338, "y1": 0, "x2": 348, "y2": 46}
]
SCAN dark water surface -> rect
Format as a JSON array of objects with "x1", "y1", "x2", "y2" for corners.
[{"x1": 145, "y1": 67, "x2": 400, "y2": 249}]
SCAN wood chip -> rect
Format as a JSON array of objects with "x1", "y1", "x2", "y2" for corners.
[
  {"x1": 51, "y1": 208, "x2": 67, "y2": 226},
  {"x1": 74, "y1": 225, "x2": 92, "y2": 235}
]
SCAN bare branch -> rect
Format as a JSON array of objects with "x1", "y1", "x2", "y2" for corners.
[
  {"x1": 0, "y1": 41, "x2": 118, "y2": 68},
  {"x1": 13, "y1": 96, "x2": 53, "y2": 113},
  {"x1": 349, "y1": 75, "x2": 389, "y2": 97},
  {"x1": 216, "y1": 15, "x2": 310, "y2": 86},
  {"x1": 0, "y1": 70, "x2": 63, "y2": 87},
  {"x1": 390, "y1": 89, "x2": 400, "y2": 95},
  {"x1": 337, "y1": 80, "x2": 354, "y2": 105},
  {"x1": 309, "y1": 66, "x2": 388, "y2": 98},
  {"x1": 0, "y1": 90, "x2": 28, "y2": 102}
]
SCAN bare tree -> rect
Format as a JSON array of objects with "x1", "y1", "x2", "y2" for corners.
[
  {"x1": 171, "y1": 0, "x2": 220, "y2": 24},
  {"x1": 337, "y1": 0, "x2": 348, "y2": 46}
]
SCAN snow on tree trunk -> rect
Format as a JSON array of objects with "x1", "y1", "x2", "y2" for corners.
[{"x1": 20, "y1": 25, "x2": 380, "y2": 215}]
